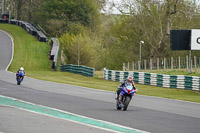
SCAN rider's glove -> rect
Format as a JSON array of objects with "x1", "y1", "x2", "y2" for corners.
[{"x1": 134, "y1": 89, "x2": 137, "y2": 93}]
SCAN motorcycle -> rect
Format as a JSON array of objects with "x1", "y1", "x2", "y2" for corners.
[
  {"x1": 16, "y1": 72, "x2": 25, "y2": 85},
  {"x1": 116, "y1": 84, "x2": 136, "y2": 111}
]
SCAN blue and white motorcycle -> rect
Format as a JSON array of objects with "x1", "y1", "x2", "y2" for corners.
[
  {"x1": 116, "y1": 84, "x2": 136, "y2": 111},
  {"x1": 16, "y1": 71, "x2": 25, "y2": 85}
]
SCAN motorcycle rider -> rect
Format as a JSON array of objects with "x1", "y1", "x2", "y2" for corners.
[
  {"x1": 16, "y1": 67, "x2": 25, "y2": 80},
  {"x1": 115, "y1": 76, "x2": 137, "y2": 100}
]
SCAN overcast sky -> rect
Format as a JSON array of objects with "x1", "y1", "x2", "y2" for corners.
[
  {"x1": 101, "y1": 0, "x2": 124, "y2": 14},
  {"x1": 101, "y1": 0, "x2": 200, "y2": 14}
]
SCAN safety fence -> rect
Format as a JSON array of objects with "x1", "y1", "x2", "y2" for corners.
[
  {"x1": 0, "y1": 18, "x2": 61, "y2": 71},
  {"x1": 50, "y1": 38, "x2": 59, "y2": 70},
  {"x1": 104, "y1": 68, "x2": 200, "y2": 91},
  {"x1": 123, "y1": 56, "x2": 200, "y2": 72},
  {"x1": 60, "y1": 64, "x2": 95, "y2": 77},
  {"x1": 0, "y1": 18, "x2": 48, "y2": 42}
]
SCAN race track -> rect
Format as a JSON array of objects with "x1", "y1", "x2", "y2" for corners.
[
  {"x1": 0, "y1": 30, "x2": 200, "y2": 133},
  {"x1": 0, "y1": 30, "x2": 12, "y2": 70}
]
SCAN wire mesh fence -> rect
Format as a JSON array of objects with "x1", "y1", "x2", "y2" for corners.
[{"x1": 123, "y1": 56, "x2": 200, "y2": 72}]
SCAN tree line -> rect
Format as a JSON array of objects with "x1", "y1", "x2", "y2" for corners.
[{"x1": 2, "y1": 0, "x2": 200, "y2": 70}]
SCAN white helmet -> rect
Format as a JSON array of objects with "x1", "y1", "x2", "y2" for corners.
[{"x1": 19, "y1": 67, "x2": 24, "y2": 71}]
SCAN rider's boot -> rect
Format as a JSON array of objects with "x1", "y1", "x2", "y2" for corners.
[{"x1": 115, "y1": 92, "x2": 118, "y2": 100}]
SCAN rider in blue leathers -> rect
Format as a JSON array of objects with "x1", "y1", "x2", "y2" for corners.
[
  {"x1": 115, "y1": 76, "x2": 137, "y2": 100},
  {"x1": 16, "y1": 67, "x2": 25, "y2": 80}
]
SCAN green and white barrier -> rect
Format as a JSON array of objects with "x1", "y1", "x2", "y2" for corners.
[
  {"x1": 104, "y1": 68, "x2": 200, "y2": 91},
  {"x1": 60, "y1": 64, "x2": 95, "y2": 77}
]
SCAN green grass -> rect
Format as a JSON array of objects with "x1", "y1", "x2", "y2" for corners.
[
  {"x1": 0, "y1": 24, "x2": 51, "y2": 71},
  {"x1": 26, "y1": 70, "x2": 119, "y2": 91},
  {"x1": 26, "y1": 70, "x2": 200, "y2": 103},
  {"x1": 139, "y1": 69, "x2": 200, "y2": 76},
  {"x1": 1, "y1": 24, "x2": 200, "y2": 103}
]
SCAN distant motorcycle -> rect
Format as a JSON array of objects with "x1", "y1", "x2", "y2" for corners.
[
  {"x1": 116, "y1": 84, "x2": 136, "y2": 111},
  {"x1": 16, "y1": 71, "x2": 25, "y2": 85}
]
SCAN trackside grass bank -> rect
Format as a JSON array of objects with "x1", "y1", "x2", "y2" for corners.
[
  {"x1": 0, "y1": 24, "x2": 51, "y2": 71},
  {"x1": 141, "y1": 69, "x2": 200, "y2": 76},
  {"x1": 1, "y1": 24, "x2": 200, "y2": 103}
]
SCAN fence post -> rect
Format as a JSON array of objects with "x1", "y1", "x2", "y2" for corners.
[
  {"x1": 123, "y1": 63, "x2": 125, "y2": 71},
  {"x1": 157, "y1": 58, "x2": 159, "y2": 70},
  {"x1": 150, "y1": 58, "x2": 152, "y2": 70},
  {"x1": 191, "y1": 57, "x2": 193, "y2": 72},
  {"x1": 127, "y1": 62, "x2": 130, "y2": 71},
  {"x1": 186, "y1": 55, "x2": 188, "y2": 71},
  {"x1": 138, "y1": 61, "x2": 140, "y2": 71},
  {"x1": 132, "y1": 61, "x2": 134, "y2": 71},
  {"x1": 171, "y1": 57, "x2": 173, "y2": 70},
  {"x1": 144, "y1": 60, "x2": 146, "y2": 71},
  {"x1": 164, "y1": 57, "x2": 166, "y2": 70},
  {"x1": 179, "y1": 56, "x2": 181, "y2": 70},
  {"x1": 194, "y1": 56, "x2": 197, "y2": 73}
]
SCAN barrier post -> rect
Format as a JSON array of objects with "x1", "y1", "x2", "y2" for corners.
[
  {"x1": 186, "y1": 55, "x2": 188, "y2": 71},
  {"x1": 194, "y1": 56, "x2": 197, "y2": 73},
  {"x1": 157, "y1": 58, "x2": 159, "y2": 70},
  {"x1": 123, "y1": 63, "x2": 125, "y2": 71},
  {"x1": 164, "y1": 57, "x2": 166, "y2": 70},
  {"x1": 150, "y1": 58, "x2": 152, "y2": 70},
  {"x1": 127, "y1": 62, "x2": 129, "y2": 71},
  {"x1": 171, "y1": 57, "x2": 173, "y2": 70},
  {"x1": 132, "y1": 61, "x2": 134, "y2": 71}
]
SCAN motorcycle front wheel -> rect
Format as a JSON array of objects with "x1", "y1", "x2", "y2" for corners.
[
  {"x1": 17, "y1": 81, "x2": 21, "y2": 85},
  {"x1": 17, "y1": 79, "x2": 21, "y2": 85},
  {"x1": 123, "y1": 96, "x2": 131, "y2": 111}
]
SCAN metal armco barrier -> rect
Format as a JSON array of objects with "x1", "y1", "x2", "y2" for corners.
[
  {"x1": 50, "y1": 38, "x2": 59, "y2": 70},
  {"x1": 0, "y1": 19, "x2": 48, "y2": 42},
  {"x1": 60, "y1": 64, "x2": 95, "y2": 77},
  {"x1": 104, "y1": 68, "x2": 200, "y2": 91}
]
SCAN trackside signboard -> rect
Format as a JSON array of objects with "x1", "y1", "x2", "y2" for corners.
[
  {"x1": 191, "y1": 29, "x2": 200, "y2": 50},
  {"x1": 170, "y1": 29, "x2": 200, "y2": 50},
  {"x1": 170, "y1": 30, "x2": 191, "y2": 50}
]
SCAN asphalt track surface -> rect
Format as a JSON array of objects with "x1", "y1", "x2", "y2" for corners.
[
  {"x1": 0, "y1": 30, "x2": 12, "y2": 70},
  {"x1": 0, "y1": 30, "x2": 200, "y2": 133}
]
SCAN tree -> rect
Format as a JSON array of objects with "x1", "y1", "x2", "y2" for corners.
[
  {"x1": 100, "y1": 0, "x2": 200, "y2": 69},
  {"x1": 157, "y1": 0, "x2": 178, "y2": 57},
  {"x1": 3, "y1": 0, "x2": 45, "y2": 22},
  {"x1": 59, "y1": 32, "x2": 96, "y2": 67},
  {"x1": 14, "y1": 0, "x2": 24, "y2": 20},
  {"x1": 39, "y1": 0, "x2": 101, "y2": 36}
]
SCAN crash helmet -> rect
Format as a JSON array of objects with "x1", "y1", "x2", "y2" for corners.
[
  {"x1": 127, "y1": 76, "x2": 133, "y2": 83},
  {"x1": 19, "y1": 67, "x2": 24, "y2": 71}
]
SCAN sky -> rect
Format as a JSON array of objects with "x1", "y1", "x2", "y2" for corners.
[
  {"x1": 101, "y1": 0, "x2": 200, "y2": 14},
  {"x1": 100, "y1": 0, "x2": 125, "y2": 14}
]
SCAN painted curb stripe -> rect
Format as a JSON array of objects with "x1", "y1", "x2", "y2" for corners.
[{"x1": 0, "y1": 95, "x2": 148, "y2": 133}]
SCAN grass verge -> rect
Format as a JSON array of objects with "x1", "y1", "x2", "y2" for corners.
[
  {"x1": 27, "y1": 70, "x2": 200, "y2": 103},
  {"x1": 142, "y1": 69, "x2": 200, "y2": 76},
  {"x1": 1, "y1": 24, "x2": 200, "y2": 103},
  {"x1": 0, "y1": 24, "x2": 51, "y2": 71}
]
